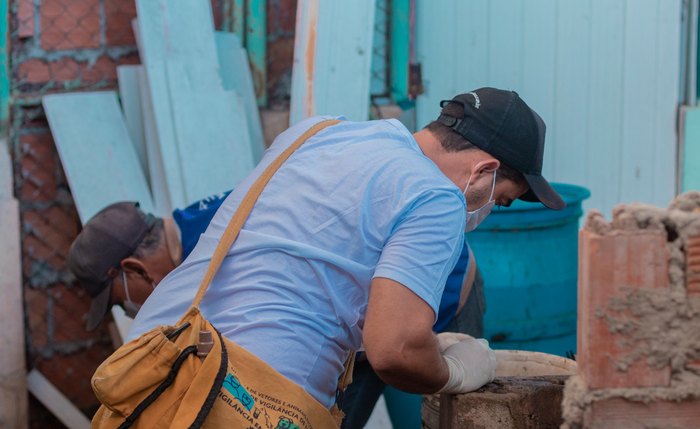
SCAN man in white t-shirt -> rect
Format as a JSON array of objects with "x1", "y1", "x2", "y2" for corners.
[{"x1": 128, "y1": 87, "x2": 564, "y2": 409}]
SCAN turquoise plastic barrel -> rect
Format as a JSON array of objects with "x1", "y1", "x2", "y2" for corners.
[{"x1": 466, "y1": 183, "x2": 590, "y2": 357}]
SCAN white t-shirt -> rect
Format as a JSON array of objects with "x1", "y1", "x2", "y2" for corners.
[{"x1": 128, "y1": 116, "x2": 466, "y2": 407}]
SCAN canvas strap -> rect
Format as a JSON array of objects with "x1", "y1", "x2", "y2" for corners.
[{"x1": 186, "y1": 119, "x2": 354, "y2": 408}]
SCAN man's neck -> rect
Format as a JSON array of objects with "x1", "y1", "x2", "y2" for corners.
[{"x1": 413, "y1": 129, "x2": 471, "y2": 189}]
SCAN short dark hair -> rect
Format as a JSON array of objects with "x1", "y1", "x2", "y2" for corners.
[
  {"x1": 132, "y1": 218, "x2": 164, "y2": 258},
  {"x1": 425, "y1": 119, "x2": 525, "y2": 186}
]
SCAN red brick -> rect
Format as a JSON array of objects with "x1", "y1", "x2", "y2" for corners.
[
  {"x1": 585, "y1": 398, "x2": 700, "y2": 429},
  {"x1": 105, "y1": 0, "x2": 136, "y2": 45},
  {"x1": 23, "y1": 235, "x2": 64, "y2": 278},
  {"x1": 16, "y1": 59, "x2": 51, "y2": 84},
  {"x1": 19, "y1": 132, "x2": 60, "y2": 202},
  {"x1": 35, "y1": 349, "x2": 108, "y2": 411},
  {"x1": 267, "y1": 0, "x2": 297, "y2": 35},
  {"x1": 578, "y1": 229, "x2": 671, "y2": 389},
  {"x1": 211, "y1": 0, "x2": 223, "y2": 30},
  {"x1": 267, "y1": 38, "x2": 294, "y2": 104},
  {"x1": 687, "y1": 235, "x2": 700, "y2": 295},
  {"x1": 50, "y1": 284, "x2": 96, "y2": 344},
  {"x1": 24, "y1": 208, "x2": 72, "y2": 252},
  {"x1": 81, "y1": 55, "x2": 118, "y2": 84},
  {"x1": 47, "y1": 57, "x2": 80, "y2": 82},
  {"x1": 22, "y1": 206, "x2": 80, "y2": 282},
  {"x1": 24, "y1": 287, "x2": 50, "y2": 350},
  {"x1": 115, "y1": 52, "x2": 140, "y2": 67},
  {"x1": 17, "y1": 0, "x2": 35, "y2": 38},
  {"x1": 40, "y1": 0, "x2": 100, "y2": 50}
]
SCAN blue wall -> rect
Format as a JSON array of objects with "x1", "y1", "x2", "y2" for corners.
[{"x1": 415, "y1": 0, "x2": 682, "y2": 216}]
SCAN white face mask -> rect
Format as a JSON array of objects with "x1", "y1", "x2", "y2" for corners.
[
  {"x1": 122, "y1": 270, "x2": 154, "y2": 319},
  {"x1": 463, "y1": 170, "x2": 497, "y2": 232}
]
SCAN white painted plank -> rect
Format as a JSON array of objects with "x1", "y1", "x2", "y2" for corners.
[
  {"x1": 117, "y1": 65, "x2": 148, "y2": 180},
  {"x1": 27, "y1": 370, "x2": 90, "y2": 429},
  {"x1": 133, "y1": 15, "x2": 186, "y2": 208},
  {"x1": 585, "y1": 0, "x2": 625, "y2": 216},
  {"x1": 215, "y1": 31, "x2": 266, "y2": 163},
  {"x1": 0, "y1": 138, "x2": 12, "y2": 199},
  {"x1": 653, "y1": 0, "x2": 681, "y2": 203},
  {"x1": 43, "y1": 92, "x2": 155, "y2": 222},
  {"x1": 137, "y1": 0, "x2": 255, "y2": 206},
  {"x1": 111, "y1": 307, "x2": 132, "y2": 345},
  {"x1": 0, "y1": 198, "x2": 28, "y2": 429},
  {"x1": 137, "y1": 67, "x2": 172, "y2": 216},
  {"x1": 290, "y1": 0, "x2": 376, "y2": 124},
  {"x1": 136, "y1": 0, "x2": 220, "y2": 89},
  {"x1": 135, "y1": 0, "x2": 223, "y2": 208},
  {"x1": 168, "y1": 80, "x2": 254, "y2": 202}
]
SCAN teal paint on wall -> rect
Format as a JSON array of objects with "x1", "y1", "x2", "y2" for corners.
[
  {"x1": 683, "y1": 106, "x2": 700, "y2": 191},
  {"x1": 246, "y1": 0, "x2": 267, "y2": 106},
  {"x1": 390, "y1": 0, "x2": 410, "y2": 104},
  {"x1": 0, "y1": 0, "x2": 9, "y2": 130},
  {"x1": 415, "y1": 0, "x2": 681, "y2": 216}
]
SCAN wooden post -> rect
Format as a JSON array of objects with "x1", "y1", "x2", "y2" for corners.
[{"x1": 0, "y1": 137, "x2": 28, "y2": 429}]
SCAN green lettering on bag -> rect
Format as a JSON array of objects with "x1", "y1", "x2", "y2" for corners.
[{"x1": 222, "y1": 373, "x2": 255, "y2": 411}]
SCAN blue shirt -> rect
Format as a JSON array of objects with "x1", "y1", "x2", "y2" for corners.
[
  {"x1": 173, "y1": 191, "x2": 232, "y2": 259},
  {"x1": 173, "y1": 191, "x2": 470, "y2": 332},
  {"x1": 129, "y1": 117, "x2": 467, "y2": 407}
]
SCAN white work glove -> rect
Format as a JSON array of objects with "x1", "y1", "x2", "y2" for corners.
[
  {"x1": 436, "y1": 332, "x2": 474, "y2": 352},
  {"x1": 438, "y1": 336, "x2": 497, "y2": 394}
]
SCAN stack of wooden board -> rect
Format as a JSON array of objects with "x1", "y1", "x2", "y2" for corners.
[
  {"x1": 43, "y1": 0, "x2": 264, "y2": 222},
  {"x1": 43, "y1": 0, "x2": 265, "y2": 343}
]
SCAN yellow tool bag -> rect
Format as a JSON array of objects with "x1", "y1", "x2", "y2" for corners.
[{"x1": 90, "y1": 119, "x2": 354, "y2": 429}]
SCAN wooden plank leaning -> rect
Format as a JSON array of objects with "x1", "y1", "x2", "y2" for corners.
[
  {"x1": 135, "y1": 0, "x2": 254, "y2": 206},
  {"x1": 42, "y1": 91, "x2": 155, "y2": 222},
  {"x1": 0, "y1": 135, "x2": 28, "y2": 429},
  {"x1": 290, "y1": 0, "x2": 376, "y2": 125}
]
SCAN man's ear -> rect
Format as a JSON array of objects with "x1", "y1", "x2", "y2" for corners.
[
  {"x1": 120, "y1": 257, "x2": 148, "y2": 276},
  {"x1": 475, "y1": 158, "x2": 500, "y2": 177}
]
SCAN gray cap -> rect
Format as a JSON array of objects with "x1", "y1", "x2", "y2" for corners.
[{"x1": 67, "y1": 202, "x2": 156, "y2": 330}]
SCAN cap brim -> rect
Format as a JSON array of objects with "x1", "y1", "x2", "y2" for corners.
[
  {"x1": 85, "y1": 283, "x2": 112, "y2": 331},
  {"x1": 520, "y1": 173, "x2": 566, "y2": 210}
]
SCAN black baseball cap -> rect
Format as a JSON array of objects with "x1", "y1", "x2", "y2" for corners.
[
  {"x1": 67, "y1": 202, "x2": 156, "y2": 331},
  {"x1": 437, "y1": 87, "x2": 565, "y2": 210}
]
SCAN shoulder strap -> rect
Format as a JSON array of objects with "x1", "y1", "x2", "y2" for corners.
[{"x1": 191, "y1": 119, "x2": 341, "y2": 307}]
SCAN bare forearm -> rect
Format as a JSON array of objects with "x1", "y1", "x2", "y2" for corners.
[{"x1": 366, "y1": 332, "x2": 449, "y2": 393}]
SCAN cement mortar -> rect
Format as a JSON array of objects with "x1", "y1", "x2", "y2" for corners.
[{"x1": 564, "y1": 192, "x2": 700, "y2": 428}]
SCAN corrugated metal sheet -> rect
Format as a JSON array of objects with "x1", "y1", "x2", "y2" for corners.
[{"x1": 416, "y1": 0, "x2": 682, "y2": 216}]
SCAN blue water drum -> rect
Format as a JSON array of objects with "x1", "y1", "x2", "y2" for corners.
[{"x1": 466, "y1": 183, "x2": 590, "y2": 357}]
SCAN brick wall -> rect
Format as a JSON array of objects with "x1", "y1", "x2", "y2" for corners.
[
  {"x1": 562, "y1": 200, "x2": 700, "y2": 429},
  {"x1": 6, "y1": 1, "x2": 296, "y2": 427},
  {"x1": 266, "y1": 0, "x2": 296, "y2": 107}
]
